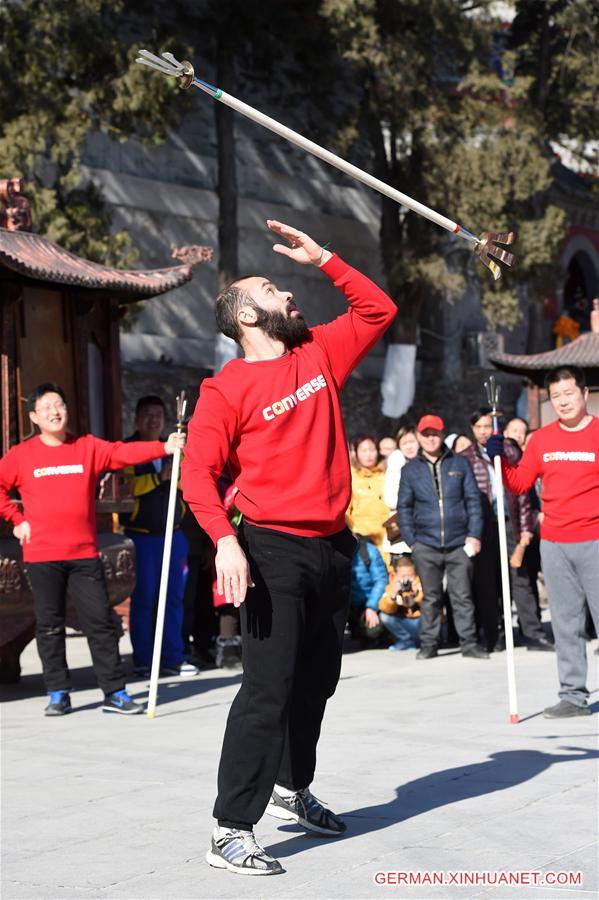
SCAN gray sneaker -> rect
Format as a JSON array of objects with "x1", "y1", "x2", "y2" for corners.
[
  {"x1": 205, "y1": 826, "x2": 283, "y2": 876},
  {"x1": 102, "y1": 690, "x2": 144, "y2": 715},
  {"x1": 215, "y1": 636, "x2": 243, "y2": 669},
  {"x1": 543, "y1": 700, "x2": 591, "y2": 719},
  {"x1": 267, "y1": 786, "x2": 346, "y2": 836}
]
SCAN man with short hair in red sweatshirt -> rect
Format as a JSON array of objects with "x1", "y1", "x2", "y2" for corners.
[
  {"x1": 487, "y1": 365, "x2": 599, "y2": 720},
  {"x1": 0, "y1": 382, "x2": 185, "y2": 716},
  {"x1": 182, "y1": 219, "x2": 397, "y2": 876}
]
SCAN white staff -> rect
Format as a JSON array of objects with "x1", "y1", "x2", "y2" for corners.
[
  {"x1": 485, "y1": 376, "x2": 519, "y2": 724},
  {"x1": 147, "y1": 392, "x2": 187, "y2": 718},
  {"x1": 135, "y1": 50, "x2": 516, "y2": 281}
]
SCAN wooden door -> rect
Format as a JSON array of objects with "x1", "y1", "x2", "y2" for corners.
[{"x1": 18, "y1": 287, "x2": 79, "y2": 436}]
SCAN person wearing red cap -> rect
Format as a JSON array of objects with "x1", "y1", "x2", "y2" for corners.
[{"x1": 397, "y1": 414, "x2": 488, "y2": 659}]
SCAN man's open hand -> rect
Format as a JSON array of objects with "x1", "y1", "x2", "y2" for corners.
[
  {"x1": 216, "y1": 535, "x2": 255, "y2": 607},
  {"x1": 13, "y1": 521, "x2": 31, "y2": 545},
  {"x1": 164, "y1": 432, "x2": 186, "y2": 455},
  {"x1": 363, "y1": 608, "x2": 380, "y2": 629},
  {"x1": 267, "y1": 219, "x2": 332, "y2": 267},
  {"x1": 465, "y1": 536, "x2": 481, "y2": 556}
]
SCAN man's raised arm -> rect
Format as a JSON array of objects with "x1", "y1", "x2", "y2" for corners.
[
  {"x1": 310, "y1": 257, "x2": 397, "y2": 390},
  {"x1": 267, "y1": 219, "x2": 397, "y2": 390}
]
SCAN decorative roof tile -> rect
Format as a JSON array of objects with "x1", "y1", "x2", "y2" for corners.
[
  {"x1": 0, "y1": 228, "x2": 194, "y2": 299},
  {"x1": 490, "y1": 332, "x2": 599, "y2": 378}
]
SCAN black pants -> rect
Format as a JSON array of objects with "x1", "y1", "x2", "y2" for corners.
[
  {"x1": 214, "y1": 524, "x2": 355, "y2": 830},
  {"x1": 25, "y1": 558, "x2": 126, "y2": 695},
  {"x1": 506, "y1": 528, "x2": 545, "y2": 642},
  {"x1": 411, "y1": 542, "x2": 477, "y2": 650},
  {"x1": 182, "y1": 553, "x2": 217, "y2": 654},
  {"x1": 472, "y1": 526, "x2": 502, "y2": 649},
  {"x1": 473, "y1": 522, "x2": 545, "y2": 650}
]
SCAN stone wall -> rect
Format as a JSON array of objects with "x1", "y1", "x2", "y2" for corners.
[{"x1": 84, "y1": 104, "x2": 389, "y2": 381}]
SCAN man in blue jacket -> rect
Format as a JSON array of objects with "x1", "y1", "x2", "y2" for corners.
[{"x1": 398, "y1": 415, "x2": 488, "y2": 660}]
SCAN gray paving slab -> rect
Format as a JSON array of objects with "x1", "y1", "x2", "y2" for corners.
[{"x1": 1, "y1": 634, "x2": 598, "y2": 900}]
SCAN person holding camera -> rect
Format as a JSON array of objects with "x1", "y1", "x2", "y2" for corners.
[
  {"x1": 398, "y1": 414, "x2": 488, "y2": 660},
  {"x1": 378, "y1": 555, "x2": 423, "y2": 651}
]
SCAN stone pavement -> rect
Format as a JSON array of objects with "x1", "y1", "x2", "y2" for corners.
[{"x1": 1, "y1": 635, "x2": 598, "y2": 900}]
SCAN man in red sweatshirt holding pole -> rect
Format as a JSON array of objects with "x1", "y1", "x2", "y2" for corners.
[
  {"x1": 182, "y1": 219, "x2": 397, "y2": 876},
  {"x1": 0, "y1": 382, "x2": 186, "y2": 716},
  {"x1": 487, "y1": 366, "x2": 599, "y2": 720}
]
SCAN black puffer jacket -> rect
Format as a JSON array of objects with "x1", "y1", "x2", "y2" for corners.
[{"x1": 398, "y1": 449, "x2": 482, "y2": 550}]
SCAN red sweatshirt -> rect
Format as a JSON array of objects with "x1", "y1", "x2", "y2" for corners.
[
  {"x1": 182, "y1": 254, "x2": 397, "y2": 544},
  {"x1": 501, "y1": 416, "x2": 599, "y2": 543},
  {"x1": 0, "y1": 434, "x2": 166, "y2": 562}
]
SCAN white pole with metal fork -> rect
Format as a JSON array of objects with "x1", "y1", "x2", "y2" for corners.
[
  {"x1": 147, "y1": 392, "x2": 187, "y2": 718},
  {"x1": 485, "y1": 377, "x2": 519, "y2": 724},
  {"x1": 134, "y1": 50, "x2": 517, "y2": 282}
]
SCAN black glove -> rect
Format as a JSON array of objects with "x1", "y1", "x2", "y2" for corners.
[{"x1": 486, "y1": 434, "x2": 505, "y2": 460}]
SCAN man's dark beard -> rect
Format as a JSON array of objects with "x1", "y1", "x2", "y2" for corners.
[{"x1": 253, "y1": 306, "x2": 309, "y2": 348}]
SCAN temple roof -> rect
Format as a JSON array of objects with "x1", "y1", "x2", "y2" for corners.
[
  {"x1": 0, "y1": 228, "x2": 193, "y2": 300},
  {"x1": 490, "y1": 332, "x2": 599, "y2": 384}
]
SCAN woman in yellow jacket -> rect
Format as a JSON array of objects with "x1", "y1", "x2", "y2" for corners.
[{"x1": 347, "y1": 435, "x2": 391, "y2": 551}]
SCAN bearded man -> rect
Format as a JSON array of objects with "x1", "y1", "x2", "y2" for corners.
[{"x1": 182, "y1": 219, "x2": 396, "y2": 875}]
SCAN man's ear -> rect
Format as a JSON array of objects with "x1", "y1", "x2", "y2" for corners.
[
  {"x1": 238, "y1": 305, "x2": 258, "y2": 326},
  {"x1": 29, "y1": 410, "x2": 39, "y2": 429}
]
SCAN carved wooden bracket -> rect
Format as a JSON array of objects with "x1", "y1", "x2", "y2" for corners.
[
  {"x1": 171, "y1": 244, "x2": 214, "y2": 266},
  {"x1": 0, "y1": 178, "x2": 32, "y2": 232}
]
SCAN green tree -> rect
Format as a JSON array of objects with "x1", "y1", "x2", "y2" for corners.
[
  {"x1": 0, "y1": 0, "x2": 192, "y2": 265},
  {"x1": 320, "y1": 0, "x2": 593, "y2": 348},
  {"x1": 0, "y1": 0, "x2": 341, "y2": 301},
  {"x1": 511, "y1": 0, "x2": 598, "y2": 166},
  {"x1": 168, "y1": 0, "x2": 342, "y2": 290},
  {"x1": 508, "y1": 0, "x2": 598, "y2": 349}
]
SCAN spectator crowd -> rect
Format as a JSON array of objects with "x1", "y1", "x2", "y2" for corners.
[
  {"x1": 346, "y1": 411, "x2": 553, "y2": 660},
  {"x1": 0, "y1": 364, "x2": 597, "y2": 722}
]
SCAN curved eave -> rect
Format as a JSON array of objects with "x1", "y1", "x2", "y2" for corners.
[
  {"x1": 490, "y1": 333, "x2": 599, "y2": 385},
  {"x1": 0, "y1": 228, "x2": 193, "y2": 301}
]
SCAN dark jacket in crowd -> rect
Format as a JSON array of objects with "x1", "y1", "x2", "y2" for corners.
[
  {"x1": 398, "y1": 449, "x2": 482, "y2": 550},
  {"x1": 459, "y1": 439, "x2": 533, "y2": 539}
]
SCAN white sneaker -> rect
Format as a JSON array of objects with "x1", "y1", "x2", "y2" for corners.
[
  {"x1": 160, "y1": 661, "x2": 199, "y2": 677},
  {"x1": 205, "y1": 826, "x2": 283, "y2": 876}
]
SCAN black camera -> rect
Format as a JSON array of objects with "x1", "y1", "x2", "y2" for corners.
[{"x1": 399, "y1": 578, "x2": 415, "y2": 607}]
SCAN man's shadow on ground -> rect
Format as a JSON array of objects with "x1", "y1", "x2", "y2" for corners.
[{"x1": 267, "y1": 741, "x2": 599, "y2": 859}]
